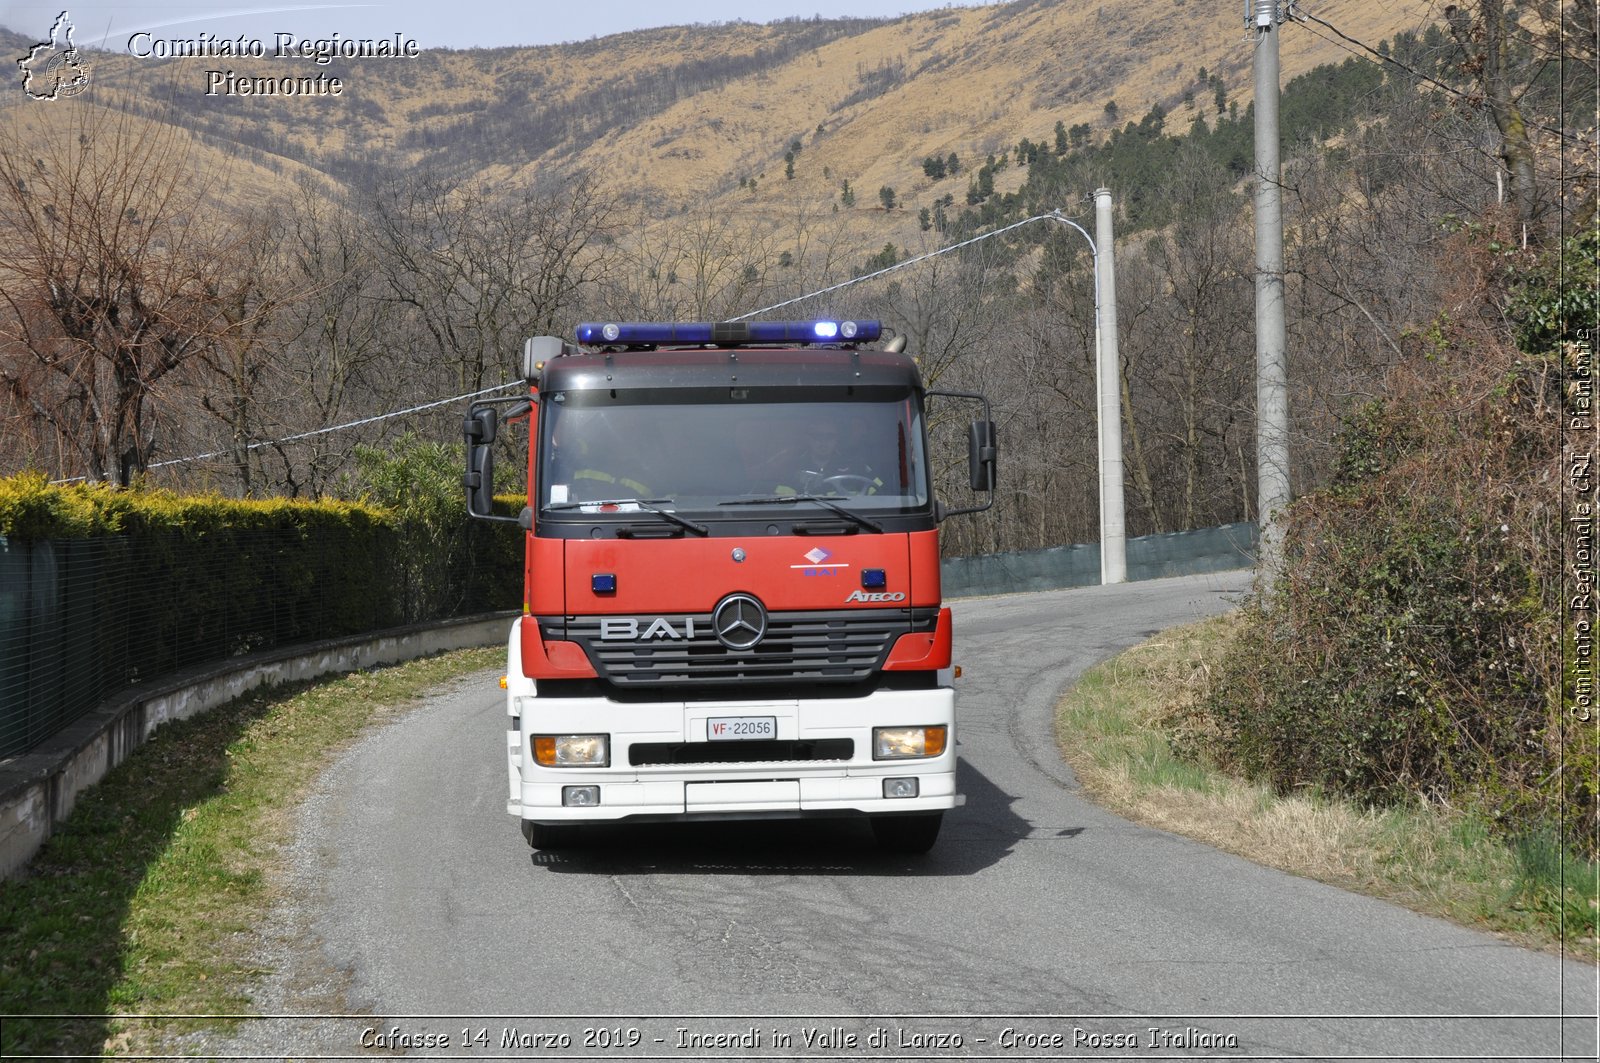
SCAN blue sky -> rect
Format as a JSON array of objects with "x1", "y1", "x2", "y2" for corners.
[{"x1": 2, "y1": 2, "x2": 980, "y2": 50}]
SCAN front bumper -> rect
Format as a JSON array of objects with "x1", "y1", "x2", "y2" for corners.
[{"x1": 509, "y1": 687, "x2": 959, "y2": 824}]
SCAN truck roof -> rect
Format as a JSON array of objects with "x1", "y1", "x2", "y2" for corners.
[{"x1": 539, "y1": 345, "x2": 925, "y2": 394}]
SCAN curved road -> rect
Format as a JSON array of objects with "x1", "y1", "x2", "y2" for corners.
[{"x1": 236, "y1": 572, "x2": 1595, "y2": 1061}]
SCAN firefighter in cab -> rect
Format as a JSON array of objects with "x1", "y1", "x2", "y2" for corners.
[{"x1": 778, "y1": 415, "x2": 885, "y2": 497}]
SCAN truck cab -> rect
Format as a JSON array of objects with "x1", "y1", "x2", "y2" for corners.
[{"x1": 465, "y1": 319, "x2": 995, "y2": 852}]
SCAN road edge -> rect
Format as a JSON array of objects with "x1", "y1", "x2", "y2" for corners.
[{"x1": 0, "y1": 611, "x2": 516, "y2": 880}]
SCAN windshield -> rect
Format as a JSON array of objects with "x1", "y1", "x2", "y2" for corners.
[{"x1": 538, "y1": 385, "x2": 929, "y2": 517}]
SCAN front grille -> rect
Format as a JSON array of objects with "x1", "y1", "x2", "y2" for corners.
[
  {"x1": 555, "y1": 608, "x2": 932, "y2": 687},
  {"x1": 630, "y1": 738, "x2": 854, "y2": 766}
]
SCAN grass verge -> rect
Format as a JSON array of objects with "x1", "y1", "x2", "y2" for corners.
[
  {"x1": 0, "y1": 645, "x2": 501, "y2": 1057},
  {"x1": 1055, "y1": 613, "x2": 1599, "y2": 962}
]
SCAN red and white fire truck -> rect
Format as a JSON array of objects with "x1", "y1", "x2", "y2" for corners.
[{"x1": 464, "y1": 319, "x2": 995, "y2": 852}]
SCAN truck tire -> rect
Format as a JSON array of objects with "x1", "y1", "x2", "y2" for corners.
[
  {"x1": 520, "y1": 820, "x2": 578, "y2": 850},
  {"x1": 869, "y1": 811, "x2": 942, "y2": 853}
]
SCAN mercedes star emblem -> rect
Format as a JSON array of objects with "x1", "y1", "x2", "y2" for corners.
[{"x1": 711, "y1": 593, "x2": 767, "y2": 651}]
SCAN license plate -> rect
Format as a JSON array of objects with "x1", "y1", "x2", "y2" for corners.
[{"x1": 707, "y1": 716, "x2": 777, "y2": 741}]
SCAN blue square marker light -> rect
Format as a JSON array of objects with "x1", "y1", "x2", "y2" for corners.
[
  {"x1": 592, "y1": 573, "x2": 617, "y2": 594},
  {"x1": 862, "y1": 569, "x2": 887, "y2": 589}
]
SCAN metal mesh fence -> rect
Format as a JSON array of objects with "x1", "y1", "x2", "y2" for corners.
[
  {"x1": 940, "y1": 522, "x2": 1258, "y2": 598},
  {"x1": 0, "y1": 523, "x2": 519, "y2": 759}
]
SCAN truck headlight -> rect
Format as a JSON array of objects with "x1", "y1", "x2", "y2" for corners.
[
  {"x1": 532, "y1": 734, "x2": 609, "y2": 767},
  {"x1": 873, "y1": 725, "x2": 948, "y2": 760}
]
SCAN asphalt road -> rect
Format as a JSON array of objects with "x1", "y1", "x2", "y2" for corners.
[{"x1": 220, "y1": 571, "x2": 1597, "y2": 1061}]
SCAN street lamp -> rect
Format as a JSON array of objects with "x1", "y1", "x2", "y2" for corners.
[{"x1": 1049, "y1": 191, "x2": 1126, "y2": 585}]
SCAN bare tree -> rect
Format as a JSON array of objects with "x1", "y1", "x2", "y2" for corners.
[
  {"x1": 1140, "y1": 144, "x2": 1255, "y2": 531},
  {"x1": 0, "y1": 104, "x2": 261, "y2": 483},
  {"x1": 1443, "y1": 0, "x2": 1542, "y2": 223},
  {"x1": 881, "y1": 236, "x2": 1014, "y2": 389},
  {"x1": 1006, "y1": 296, "x2": 1100, "y2": 549},
  {"x1": 603, "y1": 204, "x2": 794, "y2": 321},
  {"x1": 1441, "y1": 0, "x2": 1596, "y2": 229},
  {"x1": 367, "y1": 168, "x2": 620, "y2": 397},
  {"x1": 256, "y1": 179, "x2": 405, "y2": 496},
  {"x1": 192, "y1": 210, "x2": 299, "y2": 495}
]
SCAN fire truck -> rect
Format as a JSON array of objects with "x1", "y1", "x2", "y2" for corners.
[{"x1": 463, "y1": 319, "x2": 996, "y2": 853}]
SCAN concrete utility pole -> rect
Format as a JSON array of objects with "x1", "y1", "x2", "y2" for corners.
[
  {"x1": 1047, "y1": 203, "x2": 1126, "y2": 585},
  {"x1": 1093, "y1": 188, "x2": 1127, "y2": 584},
  {"x1": 1252, "y1": 0, "x2": 1291, "y2": 579}
]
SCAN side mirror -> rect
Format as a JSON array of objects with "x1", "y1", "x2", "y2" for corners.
[
  {"x1": 968, "y1": 420, "x2": 997, "y2": 492},
  {"x1": 463, "y1": 407, "x2": 498, "y2": 518},
  {"x1": 926, "y1": 389, "x2": 998, "y2": 519},
  {"x1": 462, "y1": 398, "x2": 532, "y2": 525}
]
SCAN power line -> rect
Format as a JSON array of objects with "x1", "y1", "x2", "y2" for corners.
[
  {"x1": 50, "y1": 381, "x2": 522, "y2": 485},
  {"x1": 148, "y1": 382, "x2": 525, "y2": 469},
  {"x1": 56, "y1": 210, "x2": 1084, "y2": 485},
  {"x1": 1292, "y1": 4, "x2": 1474, "y2": 103},
  {"x1": 1292, "y1": 2, "x2": 1585, "y2": 147},
  {"x1": 732, "y1": 210, "x2": 1073, "y2": 320}
]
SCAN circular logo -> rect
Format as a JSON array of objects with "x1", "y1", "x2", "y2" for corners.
[
  {"x1": 44, "y1": 52, "x2": 90, "y2": 97},
  {"x1": 711, "y1": 593, "x2": 767, "y2": 651}
]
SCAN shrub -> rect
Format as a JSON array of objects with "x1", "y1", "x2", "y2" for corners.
[
  {"x1": 1193, "y1": 228, "x2": 1589, "y2": 856},
  {"x1": 350, "y1": 433, "x2": 521, "y2": 621}
]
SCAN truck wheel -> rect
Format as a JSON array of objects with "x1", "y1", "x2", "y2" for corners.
[
  {"x1": 869, "y1": 812, "x2": 942, "y2": 853},
  {"x1": 521, "y1": 820, "x2": 577, "y2": 849}
]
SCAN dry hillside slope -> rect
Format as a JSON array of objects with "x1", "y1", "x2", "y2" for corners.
[
  {"x1": 547, "y1": 0, "x2": 1433, "y2": 220},
  {"x1": 2, "y1": 1, "x2": 1436, "y2": 246}
]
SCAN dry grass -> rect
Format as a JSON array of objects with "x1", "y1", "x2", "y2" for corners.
[
  {"x1": 1056, "y1": 614, "x2": 1598, "y2": 960},
  {"x1": 1, "y1": 87, "x2": 318, "y2": 214},
  {"x1": 0, "y1": 646, "x2": 501, "y2": 1058},
  {"x1": 1096, "y1": 773, "x2": 1376, "y2": 881}
]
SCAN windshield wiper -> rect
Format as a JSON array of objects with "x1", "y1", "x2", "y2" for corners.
[
  {"x1": 546, "y1": 497, "x2": 708, "y2": 536},
  {"x1": 718, "y1": 494, "x2": 884, "y2": 533}
]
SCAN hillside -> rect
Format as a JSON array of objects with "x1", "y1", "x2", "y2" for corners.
[
  {"x1": 535, "y1": 0, "x2": 1433, "y2": 229},
  {"x1": 1, "y1": 1, "x2": 1435, "y2": 245}
]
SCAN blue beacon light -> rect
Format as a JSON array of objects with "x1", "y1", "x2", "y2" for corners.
[{"x1": 575, "y1": 320, "x2": 882, "y2": 346}]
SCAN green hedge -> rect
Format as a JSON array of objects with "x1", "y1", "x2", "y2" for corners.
[
  {"x1": 0, "y1": 473, "x2": 404, "y2": 649},
  {"x1": 0, "y1": 474, "x2": 523, "y2": 756}
]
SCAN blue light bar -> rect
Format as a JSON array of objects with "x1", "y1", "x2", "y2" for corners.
[{"x1": 575, "y1": 320, "x2": 882, "y2": 346}]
